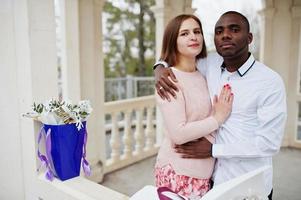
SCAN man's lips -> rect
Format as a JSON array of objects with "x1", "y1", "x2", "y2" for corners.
[{"x1": 220, "y1": 43, "x2": 235, "y2": 48}]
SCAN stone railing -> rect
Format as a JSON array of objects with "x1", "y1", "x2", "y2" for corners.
[
  {"x1": 37, "y1": 174, "x2": 129, "y2": 200},
  {"x1": 103, "y1": 95, "x2": 160, "y2": 174}
]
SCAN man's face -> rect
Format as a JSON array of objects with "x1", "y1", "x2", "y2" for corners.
[{"x1": 214, "y1": 14, "x2": 252, "y2": 59}]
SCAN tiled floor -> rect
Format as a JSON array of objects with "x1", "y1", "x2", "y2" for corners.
[{"x1": 102, "y1": 147, "x2": 301, "y2": 199}]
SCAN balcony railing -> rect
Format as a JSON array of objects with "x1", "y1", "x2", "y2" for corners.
[
  {"x1": 103, "y1": 95, "x2": 160, "y2": 174},
  {"x1": 105, "y1": 76, "x2": 155, "y2": 102}
]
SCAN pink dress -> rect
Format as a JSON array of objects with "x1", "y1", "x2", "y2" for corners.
[{"x1": 155, "y1": 67, "x2": 218, "y2": 199}]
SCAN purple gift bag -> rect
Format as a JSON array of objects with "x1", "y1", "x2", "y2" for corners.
[{"x1": 37, "y1": 122, "x2": 90, "y2": 181}]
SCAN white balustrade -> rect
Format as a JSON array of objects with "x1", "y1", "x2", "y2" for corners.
[
  {"x1": 123, "y1": 110, "x2": 133, "y2": 159},
  {"x1": 134, "y1": 108, "x2": 144, "y2": 154},
  {"x1": 145, "y1": 106, "x2": 155, "y2": 151},
  {"x1": 109, "y1": 112, "x2": 121, "y2": 163},
  {"x1": 104, "y1": 95, "x2": 159, "y2": 174}
]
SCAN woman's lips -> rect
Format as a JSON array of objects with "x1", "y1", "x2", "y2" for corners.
[{"x1": 188, "y1": 44, "x2": 200, "y2": 47}]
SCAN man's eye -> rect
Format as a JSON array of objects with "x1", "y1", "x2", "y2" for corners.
[
  {"x1": 232, "y1": 28, "x2": 240, "y2": 33},
  {"x1": 215, "y1": 30, "x2": 222, "y2": 35},
  {"x1": 194, "y1": 30, "x2": 201, "y2": 34}
]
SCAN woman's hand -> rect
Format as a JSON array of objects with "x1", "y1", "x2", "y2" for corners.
[
  {"x1": 155, "y1": 66, "x2": 178, "y2": 101},
  {"x1": 212, "y1": 84, "x2": 234, "y2": 125}
]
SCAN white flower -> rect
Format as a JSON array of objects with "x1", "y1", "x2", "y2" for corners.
[{"x1": 23, "y1": 99, "x2": 92, "y2": 131}]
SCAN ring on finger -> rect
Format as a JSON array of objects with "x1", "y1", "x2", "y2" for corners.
[{"x1": 159, "y1": 86, "x2": 163, "y2": 90}]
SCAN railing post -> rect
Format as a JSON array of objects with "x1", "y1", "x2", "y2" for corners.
[
  {"x1": 117, "y1": 78, "x2": 123, "y2": 100},
  {"x1": 110, "y1": 112, "x2": 121, "y2": 162},
  {"x1": 134, "y1": 78, "x2": 138, "y2": 98},
  {"x1": 126, "y1": 75, "x2": 133, "y2": 99},
  {"x1": 123, "y1": 110, "x2": 133, "y2": 159},
  {"x1": 145, "y1": 106, "x2": 155, "y2": 150},
  {"x1": 134, "y1": 108, "x2": 144, "y2": 154}
]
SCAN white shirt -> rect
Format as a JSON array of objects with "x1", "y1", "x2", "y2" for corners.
[{"x1": 197, "y1": 53, "x2": 287, "y2": 195}]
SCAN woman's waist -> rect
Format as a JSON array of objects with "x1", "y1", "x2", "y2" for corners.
[{"x1": 156, "y1": 147, "x2": 215, "y2": 178}]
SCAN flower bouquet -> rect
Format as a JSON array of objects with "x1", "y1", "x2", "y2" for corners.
[{"x1": 24, "y1": 99, "x2": 92, "y2": 181}]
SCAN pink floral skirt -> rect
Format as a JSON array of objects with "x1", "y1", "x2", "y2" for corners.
[{"x1": 155, "y1": 164, "x2": 210, "y2": 199}]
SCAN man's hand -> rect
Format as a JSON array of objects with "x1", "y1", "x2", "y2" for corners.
[
  {"x1": 155, "y1": 65, "x2": 178, "y2": 101},
  {"x1": 174, "y1": 137, "x2": 212, "y2": 159}
]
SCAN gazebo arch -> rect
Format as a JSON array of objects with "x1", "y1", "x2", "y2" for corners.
[{"x1": 1, "y1": 0, "x2": 301, "y2": 199}]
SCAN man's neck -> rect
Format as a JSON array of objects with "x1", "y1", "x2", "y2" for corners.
[{"x1": 223, "y1": 52, "x2": 250, "y2": 72}]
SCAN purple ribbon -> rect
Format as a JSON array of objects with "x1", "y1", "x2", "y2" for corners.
[
  {"x1": 37, "y1": 127, "x2": 54, "y2": 181},
  {"x1": 82, "y1": 130, "x2": 91, "y2": 176},
  {"x1": 37, "y1": 125, "x2": 91, "y2": 181}
]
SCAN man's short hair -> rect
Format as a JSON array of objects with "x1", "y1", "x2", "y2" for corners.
[{"x1": 221, "y1": 11, "x2": 250, "y2": 32}]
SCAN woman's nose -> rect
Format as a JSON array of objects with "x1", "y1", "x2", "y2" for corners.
[{"x1": 190, "y1": 33, "x2": 197, "y2": 40}]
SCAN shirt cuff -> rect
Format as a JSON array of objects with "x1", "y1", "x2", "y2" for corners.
[
  {"x1": 153, "y1": 60, "x2": 169, "y2": 70},
  {"x1": 212, "y1": 144, "x2": 224, "y2": 158}
]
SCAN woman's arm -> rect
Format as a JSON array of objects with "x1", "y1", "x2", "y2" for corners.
[{"x1": 156, "y1": 85, "x2": 233, "y2": 145}]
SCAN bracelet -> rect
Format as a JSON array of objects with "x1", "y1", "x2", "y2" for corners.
[{"x1": 153, "y1": 60, "x2": 169, "y2": 70}]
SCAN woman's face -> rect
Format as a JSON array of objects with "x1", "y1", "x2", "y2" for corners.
[{"x1": 177, "y1": 18, "x2": 203, "y2": 59}]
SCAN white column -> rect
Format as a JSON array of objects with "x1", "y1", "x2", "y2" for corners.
[
  {"x1": 0, "y1": 0, "x2": 58, "y2": 199},
  {"x1": 78, "y1": 0, "x2": 106, "y2": 182},
  {"x1": 258, "y1": 7, "x2": 275, "y2": 64},
  {"x1": 289, "y1": 4, "x2": 301, "y2": 148},
  {"x1": 259, "y1": 0, "x2": 294, "y2": 147},
  {"x1": 58, "y1": 0, "x2": 81, "y2": 101},
  {"x1": 183, "y1": 0, "x2": 195, "y2": 15}
]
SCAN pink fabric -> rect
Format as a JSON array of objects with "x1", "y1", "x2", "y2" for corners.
[
  {"x1": 155, "y1": 164, "x2": 210, "y2": 199},
  {"x1": 156, "y1": 68, "x2": 217, "y2": 179}
]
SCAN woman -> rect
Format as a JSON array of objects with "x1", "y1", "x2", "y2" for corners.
[{"x1": 155, "y1": 14, "x2": 233, "y2": 199}]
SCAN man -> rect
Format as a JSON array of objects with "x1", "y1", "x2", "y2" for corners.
[{"x1": 154, "y1": 11, "x2": 287, "y2": 200}]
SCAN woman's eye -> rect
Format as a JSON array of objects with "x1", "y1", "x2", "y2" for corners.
[{"x1": 180, "y1": 32, "x2": 188, "y2": 36}]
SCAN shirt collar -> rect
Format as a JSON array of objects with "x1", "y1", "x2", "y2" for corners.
[{"x1": 220, "y1": 53, "x2": 256, "y2": 77}]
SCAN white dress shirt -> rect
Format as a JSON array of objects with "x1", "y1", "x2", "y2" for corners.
[{"x1": 197, "y1": 53, "x2": 287, "y2": 195}]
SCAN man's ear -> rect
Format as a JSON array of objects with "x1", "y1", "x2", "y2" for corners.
[{"x1": 248, "y1": 32, "x2": 253, "y2": 44}]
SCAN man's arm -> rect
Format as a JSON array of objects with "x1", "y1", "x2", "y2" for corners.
[
  {"x1": 175, "y1": 137, "x2": 213, "y2": 159},
  {"x1": 154, "y1": 65, "x2": 178, "y2": 101}
]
